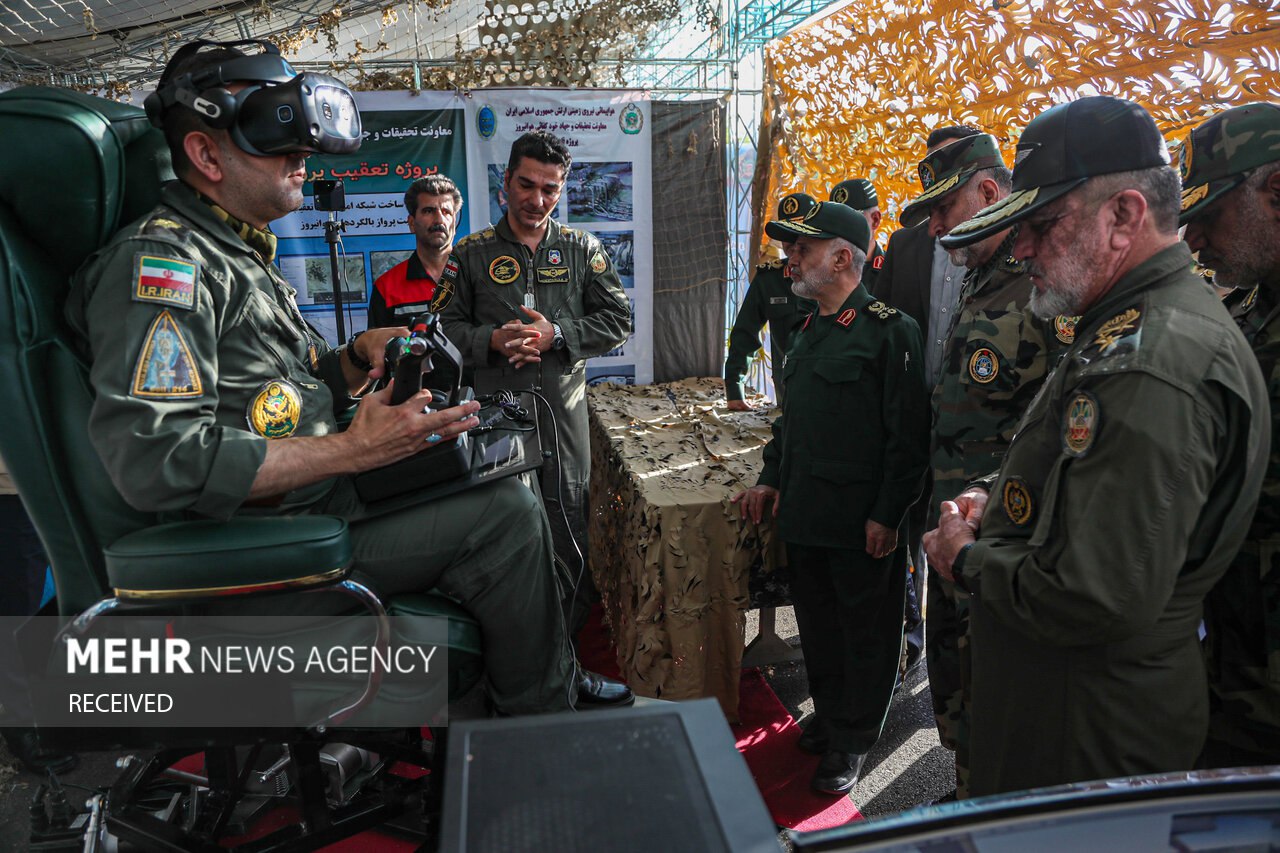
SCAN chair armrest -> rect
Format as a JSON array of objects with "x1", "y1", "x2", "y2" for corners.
[{"x1": 104, "y1": 516, "x2": 352, "y2": 601}]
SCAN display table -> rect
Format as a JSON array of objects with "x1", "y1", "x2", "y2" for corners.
[{"x1": 587, "y1": 377, "x2": 784, "y2": 721}]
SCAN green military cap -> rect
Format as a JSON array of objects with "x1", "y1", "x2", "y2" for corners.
[
  {"x1": 830, "y1": 178, "x2": 878, "y2": 210},
  {"x1": 765, "y1": 201, "x2": 871, "y2": 253},
  {"x1": 1178, "y1": 102, "x2": 1280, "y2": 224},
  {"x1": 899, "y1": 134, "x2": 1004, "y2": 227},
  {"x1": 777, "y1": 192, "x2": 818, "y2": 221},
  {"x1": 941, "y1": 96, "x2": 1171, "y2": 249}
]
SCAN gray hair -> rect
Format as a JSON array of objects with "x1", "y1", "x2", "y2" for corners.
[{"x1": 1084, "y1": 166, "x2": 1181, "y2": 233}]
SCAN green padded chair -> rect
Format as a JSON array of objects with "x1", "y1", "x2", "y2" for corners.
[{"x1": 0, "y1": 86, "x2": 483, "y2": 850}]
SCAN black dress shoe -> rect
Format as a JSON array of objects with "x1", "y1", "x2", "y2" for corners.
[
  {"x1": 811, "y1": 750, "x2": 865, "y2": 794},
  {"x1": 1, "y1": 728, "x2": 77, "y2": 775},
  {"x1": 796, "y1": 718, "x2": 829, "y2": 755},
  {"x1": 575, "y1": 669, "x2": 634, "y2": 708}
]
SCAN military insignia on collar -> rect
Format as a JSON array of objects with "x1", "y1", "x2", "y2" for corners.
[
  {"x1": 1054, "y1": 315, "x2": 1080, "y2": 344},
  {"x1": 1002, "y1": 477, "x2": 1033, "y2": 526},
  {"x1": 548, "y1": 249, "x2": 562, "y2": 265},
  {"x1": 488, "y1": 255, "x2": 521, "y2": 285},
  {"x1": 872, "y1": 254, "x2": 884, "y2": 270},
  {"x1": 130, "y1": 311, "x2": 203, "y2": 399},
  {"x1": 590, "y1": 250, "x2": 608, "y2": 274},
  {"x1": 1241, "y1": 286, "x2": 1259, "y2": 313},
  {"x1": 133, "y1": 255, "x2": 198, "y2": 311},
  {"x1": 866, "y1": 300, "x2": 897, "y2": 319},
  {"x1": 1180, "y1": 183, "x2": 1209, "y2": 212},
  {"x1": 781, "y1": 196, "x2": 800, "y2": 216},
  {"x1": 969, "y1": 347, "x2": 999, "y2": 383},
  {"x1": 1062, "y1": 391, "x2": 1099, "y2": 457},
  {"x1": 832, "y1": 187, "x2": 849, "y2": 204},
  {"x1": 919, "y1": 162, "x2": 936, "y2": 189},
  {"x1": 246, "y1": 380, "x2": 302, "y2": 439},
  {"x1": 837, "y1": 308, "x2": 857, "y2": 326},
  {"x1": 430, "y1": 277, "x2": 455, "y2": 312},
  {"x1": 1091, "y1": 308, "x2": 1142, "y2": 356}
]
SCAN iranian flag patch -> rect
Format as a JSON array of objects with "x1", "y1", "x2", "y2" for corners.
[{"x1": 133, "y1": 255, "x2": 198, "y2": 310}]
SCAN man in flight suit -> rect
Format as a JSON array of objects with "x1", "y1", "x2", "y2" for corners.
[
  {"x1": 733, "y1": 202, "x2": 929, "y2": 794},
  {"x1": 1180, "y1": 101, "x2": 1280, "y2": 768}
]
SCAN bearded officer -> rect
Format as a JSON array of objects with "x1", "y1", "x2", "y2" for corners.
[
  {"x1": 926, "y1": 96, "x2": 1269, "y2": 796},
  {"x1": 1180, "y1": 101, "x2": 1280, "y2": 768},
  {"x1": 724, "y1": 192, "x2": 817, "y2": 410},
  {"x1": 733, "y1": 202, "x2": 929, "y2": 793},
  {"x1": 901, "y1": 131, "x2": 1072, "y2": 798}
]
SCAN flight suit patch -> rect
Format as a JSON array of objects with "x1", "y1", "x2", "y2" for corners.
[
  {"x1": 441, "y1": 257, "x2": 459, "y2": 281},
  {"x1": 488, "y1": 256, "x2": 521, "y2": 285},
  {"x1": 866, "y1": 300, "x2": 897, "y2": 319},
  {"x1": 133, "y1": 254, "x2": 198, "y2": 311},
  {"x1": 837, "y1": 308, "x2": 857, "y2": 326},
  {"x1": 537, "y1": 266, "x2": 570, "y2": 284},
  {"x1": 969, "y1": 347, "x2": 999, "y2": 383},
  {"x1": 590, "y1": 251, "x2": 608, "y2": 274},
  {"x1": 1089, "y1": 308, "x2": 1143, "y2": 359},
  {"x1": 1002, "y1": 477, "x2": 1033, "y2": 526},
  {"x1": 1054, "y1": 315, "x2": 1080, "y2": 344},
  {"x1": 548, "y1": 249, "x2": 562, "y2": 265},
  {"x1": 1063, "y1": 391, "x2": 1099, "y2": 457},
  {"x1": 130, "y1": 310, "x2": 203, "y2": 399},
  {"x1": 246, "y1": 380, "x2": 302, "y2": 439},
  {"x1": 430, "y1": 278, "x2": 454, "y2": 312}
]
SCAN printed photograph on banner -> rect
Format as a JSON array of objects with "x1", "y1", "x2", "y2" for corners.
[
  {"x1": 369, "y1": 249, "x2": 409, "y2": 282},
  {"x1": 569, "y1": 162, "x2": 633, "y2": 223},
  {"x1": 587, "y1": 364, "x2": 636, "y2": 386},
  {"x1": 278, "y1": 254, "x2": 367, "y2": 306},
  {"x1": 486, "y1": 163, "x2": 508, "y2": 224},
  {"x1": 303, "y1": 310, "x2": 368, "y2": 343},
  {"x1": 591, "y1": 230, "x2": 634, "y2": 288}
]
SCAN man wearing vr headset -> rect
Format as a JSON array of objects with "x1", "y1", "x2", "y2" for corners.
[{"x1": 67, "y1": 40, "x2": 631, "y2": 715}]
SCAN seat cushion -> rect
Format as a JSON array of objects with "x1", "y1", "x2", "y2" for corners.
[{"x1": 104, "y1": 516, "x2": 351, "y2": 595}]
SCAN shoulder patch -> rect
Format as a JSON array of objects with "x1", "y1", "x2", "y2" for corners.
[
  {"x1": 441, "y1": 256, "x2": 460, "y2": 282},
  {"x1": 130, "y1": 311, "x2": 203, "y2": 398},
  {"x1": 246, "y1": 380, "x2": 302, "y2": 439},
  {"x1": 866, "y1": 300, "x2": 898, "y2": 320},
  {"x1": 1085, "y1": 307, "x2": 1143, "y2": 360},
  {"x1": 1002, "y1": 477, "x2": 1034, "y2": 526},
  {"x1": 430, "y1": 277, "x2": 454, "y2": 312},
  {"x1": 140, "y1": 216, "x2": 189, "y2": 237},
  {"x1": 133, "y1": 254, "x2": 198, "y2": 311},
  {"x1": 1062, "y1": 390, "x2": 1099, "y2": 457},
  {"x1": 1054, "y1": 315, "x2": 1080, "y2": 345},
  {"x1": 590, "y1": 250, "x2": 609, "y2": 274}
]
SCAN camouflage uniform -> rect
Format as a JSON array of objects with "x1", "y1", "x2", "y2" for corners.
[
  {"x1": 926, "y1": 233, "x2": 1072, "y2": 796},
  {"x1": 1179, "y1": 102, "x2": 1280, "y2": 765}
]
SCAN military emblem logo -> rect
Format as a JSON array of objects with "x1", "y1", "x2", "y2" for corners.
[
  {"x1": 590, "y1": 251, "x2": 608, "y2": 274},
  {"x1": 969, "y1": 347, "x2": 999, "y2": 383},
  {"x1": 1181, "y1": 183, "x2": 1209, "y2": 212},
  {"x1": 430, "y1": 278, "x2": 454, "y2": 312},
  {"x1": 1178, "y1": 137, "x2": 1193, "y2": 181},
  {"x1": 872, "y1": 254, "x2": 884, "y2": 270},
  {"x1": 866, "y1": 300, "x2": 897, "y2": 320},
  {"x1": 781, "y1": 195, "x2": 800, "y2": 217},
  {"x1": 1093, "y1": 308, "x2": 1141, "y2": 354},
  {"x1": 832, "y1": 187, "x2": 849, "y2": 204},
  {"x1": 247, "y1": 380, "x2": 302, "y2": 439},
  {"x1": 548, "y1": 249, "x2": 562, "y2": 265},
  {"x1": 134, "y1": 255, "x2": 197, "y2": 311},
  {"x1": 620, "y1": 103, "x2": 644, "y2": 135},
  {"x1": 130, "y1": 311, "x2": 203, "y2": 399},
  {"x1": 1002, "y1": 477, "x2": 1033, "y2": 526},
  {"x1": 1063, "y1": 391, "x2": 1099, "y2": 457},
  {"x1": 488, "y1": 255, "x2": 521, "y2": 285},
  {"x1": 537, "y1": 267, "x2": 570, "y2": 284},
  {"x1": 1054, "y1": 315, "x2": 1080, "y2": 344},
  {"x1": 837, "y1": 308, "x2": 857, "y2": 326},
  {"x1": 919, "y1": 162, "x2": 935, "y2": 189},
  {"x1": 803, "y1": 202, "x2": 821, "y2": 221},
  {"x1": 477, "y1": 105, "x2": 497, "y2": 140}
]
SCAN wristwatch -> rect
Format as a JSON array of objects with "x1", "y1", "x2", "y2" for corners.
[
  {"x1": 345, "y1": 333, "x2": 373, "y2": 372},
  {"x1": 551, "y1": 322, "x2": 566, "y2": 351}
]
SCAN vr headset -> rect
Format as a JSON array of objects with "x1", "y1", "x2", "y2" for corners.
[{"x1": 144, "y1": 39, "x2": 361, "y2": 156}]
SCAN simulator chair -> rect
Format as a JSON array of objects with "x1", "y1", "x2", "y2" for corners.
[{"x1": 0, "y1": 86, "x2": 483, "y2": 850}]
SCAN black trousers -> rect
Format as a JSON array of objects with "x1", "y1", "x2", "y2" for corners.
[{"x1": 790, "y1": 542, "x2": 906, "y2": 753}]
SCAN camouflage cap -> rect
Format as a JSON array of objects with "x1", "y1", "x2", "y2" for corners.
[
  {"x1": 1178, "y1": 102, "x2": 1280, "y2": 225},
  {"x1": 830, "y1": 178, "x2": 878, "y2": 210},
  {"x1": 899, "y1": 134, "x2": 1004, "y2": 227},
  {"x1": 942, "y1": 96, "x2": 1170, "y2": 249},
  {"x1": 776, "y1": 192, "x2": 818, "y2": 221},
  {"x1": 765, "y1": 201, "x2": 871, "y2": 253}
]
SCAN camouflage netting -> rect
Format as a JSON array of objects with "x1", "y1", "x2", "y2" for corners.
[
  {"x1": 587, "y1": 377, "x2": 781, "y2": 720},
  {"x1": 755, "y1": 0, "x2": 1280, "y2": 261}
]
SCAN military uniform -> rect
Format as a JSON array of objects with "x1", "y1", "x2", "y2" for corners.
[
  {"x1": 66, "y1": 181, "x2": 574, "y2": 714},
  {"x1": 926, "y1": 236, "x2": 1073, "y2": 795},
  {"x1": 757, "y1": 286, "x2": 930, "y2": 753},
  {"x1": 438, "y1": 216, "x2": 631, "y2": 603},
  {"x1": 724, "y1": 258, "x2": 812, "y2": 404},
  {"x1": 957, "y1": 244, "x2": 1269, "y2": 795}
]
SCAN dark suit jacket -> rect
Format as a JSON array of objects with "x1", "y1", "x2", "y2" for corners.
[{"x1": 871, "y1": 222, "x2": 933, "y2": 331}]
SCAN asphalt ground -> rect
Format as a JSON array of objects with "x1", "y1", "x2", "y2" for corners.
[{"x1": 0, "y1": 606, "x2": 953, "y2": 849}]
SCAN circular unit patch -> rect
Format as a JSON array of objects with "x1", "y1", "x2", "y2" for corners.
[
  {"x1": 1002, "y1": 477, "x2": 1033, "y2": 527},
  {"x1": 832, "y1": 186, "x2": 849, "y2": 204},
  {"x1": 781, "y1": 195, "x2": 800, "y2": 216},
  {"x1": 247, "y1": 380, "x2": 302, "y2": 439},
  {"x1": 488, "y1": 255, "x2": 521, "y2": 285},
  {"x1": 1062, "y1": 391, "x2": 1099, "y2": 457},
  {"x1": 1055, "y1": 315, "x2": 1080, "y2": 344},
  {"x1": 968, "y1": 347, "x2": 999, "y2": 384},
  {"x1": 919, "y1": 162, "x2": 936, "y2": 189}
]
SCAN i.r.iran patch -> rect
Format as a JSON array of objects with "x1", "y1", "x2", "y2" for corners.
[{"x1": 133, "y1": 254, "x2": 197, "y2": 310}]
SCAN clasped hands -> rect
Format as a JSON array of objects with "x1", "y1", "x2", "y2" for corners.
[
  {"x1": 922, "y1": 487, "x2": 988, "y2": 581},
  {"x1": 490, "y1": 305, "x2": 554, "y2": 368}
]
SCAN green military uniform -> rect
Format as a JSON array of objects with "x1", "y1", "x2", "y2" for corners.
[
  {"x1": 437, "y1": 216, "x2": 631, "y2": 608},
  {"x1": 724, "y1": 258, "x2": 813, "y2": 404},
  {"x1": 1178, "y1": 103, "x2": 1280, "y2": 766},
  {"x1": 926, "y1": 234, "x2": 1074, "y2": 796},
  {"x1": 956, "y1": 244, "x2": 1268, "y2": 795},
  {"x1": 66, "y1": 181, "x2": 573, "y2": 715},
  {"x1": 757, "y1": 285, "x2": 930, "y2": 753}
]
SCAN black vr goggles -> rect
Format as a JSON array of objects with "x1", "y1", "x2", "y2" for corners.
[{"x1": 144, "y1": 39, "x2": 362, "y2": 157}]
